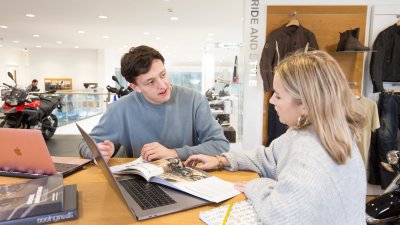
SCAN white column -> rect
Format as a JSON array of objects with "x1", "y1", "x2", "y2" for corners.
[{"x1": 201, "y1": 49, "x2": 215, "y2": 94}]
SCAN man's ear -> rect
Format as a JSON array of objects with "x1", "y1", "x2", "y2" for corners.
[{"x1": 129, "y1": 83, "x2": 141, "y2": 93}]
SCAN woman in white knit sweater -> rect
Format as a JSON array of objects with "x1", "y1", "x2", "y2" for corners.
[{"x1": 185, "y1": 50, "x2": 367, "y2": 225}]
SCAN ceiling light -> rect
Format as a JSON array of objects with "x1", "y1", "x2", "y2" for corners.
[
  {"x1": 0, "y1": 25, "x2": 8, "y2": 29},
  {"x1": 35, "y1": 45, "x2": 41, "y2": 48},
  {"x1": 56, "y1": 41, "x2": 63, "y2": 44},
  {"x1": 99, "y1": 15, "x2": 108, "y2": 19},
  {"x1": 33, "y1": 34, "x2": 40, "y2": 38},
  {"x1": 103, "y1": 35, "x2": 109, "y2": 39},
  {"x1": 13, "y1": 40, "x2": 19, "y2": 43},
  {"x1": 143, "y1": 32, "x2": 150, "y2": 35},
  {"x1": 170, "y1": 16, "x2": 178, "y2": 21},
  {"x1": 0, "y1": 45, "x2": 3, "y2": 47},
  {"x1": 26, "y1": 14, "x2": 35, "y2": 18},
  {"x1": 155, "y1": 37, "x2": 161, "y2": 40},
  {"x1": 74, "y1": 46, "x2": 79, "y2": 48},
  {"x1": 77, "y1": 30, "x2": 85, "y2": 34}
]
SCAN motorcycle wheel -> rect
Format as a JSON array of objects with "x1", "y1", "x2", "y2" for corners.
[
  {"x1": 0, "y1": 120, "x2": 12, "y2": 128},
  {"x1": 42, "y1": 114, "x2": 58, "y2": 140}
]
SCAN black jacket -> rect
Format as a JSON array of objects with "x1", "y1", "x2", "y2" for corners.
[
  {"x1": 259, "y1": 25, "x2": 319, "y2": 91},
  {"x1": 370, "y1": 24, "x2": 400, "y2": 92}
]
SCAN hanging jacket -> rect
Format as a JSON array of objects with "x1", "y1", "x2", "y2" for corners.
[
  {"x1": 260, "y1": 25, "x2": 319, "y2": 91},
  {"x1": 370, "y1": 24, "x2": 400, "y2": 92}
]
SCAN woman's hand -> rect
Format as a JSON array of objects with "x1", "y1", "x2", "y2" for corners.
[
  {"x1": 184, "y1": 154, "x2": 219, "y2": 170},
  {"x1": 234, "y1": 181, "x2": 247, "y2": 192}
]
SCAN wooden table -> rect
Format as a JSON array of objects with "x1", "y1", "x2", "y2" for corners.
[{"x1": 0, "y1": 158, "x2": 259, "y2": 225}]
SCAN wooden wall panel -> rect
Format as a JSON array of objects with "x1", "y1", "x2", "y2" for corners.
[{"x1": 262, "y1": 5, "x2": 368, "y2": 145}]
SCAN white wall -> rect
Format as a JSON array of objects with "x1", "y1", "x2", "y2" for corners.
[
  {"x1": 28, "y1": 48, "x2": 100, "y2": 91},
  {"x1": 0, "y1": 47, "x2": 26, "y2": 87}
]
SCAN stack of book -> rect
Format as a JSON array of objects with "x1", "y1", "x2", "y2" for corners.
[{"x1": 0, "y1": 174, "x2": 78, "y2": 225}]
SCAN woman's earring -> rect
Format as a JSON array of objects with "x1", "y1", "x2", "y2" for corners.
[{"x1": 296, "y1": 114, "x2": 310, "y2": 129}]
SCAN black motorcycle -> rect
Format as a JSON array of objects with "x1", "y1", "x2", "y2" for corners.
[
  {"x1": 0, "y1": 72, "x2": 61, "y2": 140},
  {"x1": 366, "y1": 150, "x2": 400, "y2": 224},
  {"x1": 106, "y1": 75, "x2": 133, "y2": 98}
]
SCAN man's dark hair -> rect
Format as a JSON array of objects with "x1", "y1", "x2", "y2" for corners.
[
  {"x1": 120, "y1": 45, "x2": 165, "y2": 84},
  {"x1": 32, "y1": 79, "x2": 38, "y2": 83}
]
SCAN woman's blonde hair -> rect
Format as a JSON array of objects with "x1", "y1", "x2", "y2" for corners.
[{"x1": 274, "y1": 50, "x2": 365, "y2": 164}]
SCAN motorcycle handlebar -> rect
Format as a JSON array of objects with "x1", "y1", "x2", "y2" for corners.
[{"x1": 2, "y1": 83, "x2": 13, "y2": 88}]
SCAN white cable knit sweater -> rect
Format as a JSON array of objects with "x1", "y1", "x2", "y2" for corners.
[{"x1": 223, "y1": 127, "x2": 366, "y2": 225}]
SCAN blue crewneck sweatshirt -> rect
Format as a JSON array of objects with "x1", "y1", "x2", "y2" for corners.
[{"x1": 79, "y1": 85, "x2": 229, "y2": 160}]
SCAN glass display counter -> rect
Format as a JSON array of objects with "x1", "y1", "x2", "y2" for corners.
[{"x1": 50, "y1": 91, "x2": 107, "y2": 126}]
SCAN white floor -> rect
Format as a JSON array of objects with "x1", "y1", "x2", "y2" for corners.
[{"x1": 55, "y1": 114, "x2": 102, "y2": 135}]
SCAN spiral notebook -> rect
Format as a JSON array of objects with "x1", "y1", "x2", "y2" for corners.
[{"x1": 199, "y1": 200, "x2": 263, "y2": 225}]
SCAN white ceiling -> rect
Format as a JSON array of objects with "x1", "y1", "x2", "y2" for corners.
[{"x1": 0, "y1": 0, "x2": 244, "y2": 66}]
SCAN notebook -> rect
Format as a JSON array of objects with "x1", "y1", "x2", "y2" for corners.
[
  {"x1": 199, "y1": 200, "x2": 263, "y2": 225},
  {"x1": 0, "y1": 128, "x2": 92, "y2": 178},
  {"x1": 76, "y1": 123, "x2": 210, "y2": 220}
]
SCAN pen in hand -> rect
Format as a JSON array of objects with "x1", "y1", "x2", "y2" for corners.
[{"x1": 222, "y1": 202, "x2": 233, "y2": 225}]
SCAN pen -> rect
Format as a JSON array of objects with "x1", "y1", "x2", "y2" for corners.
[{"x1": 222, "y1": 202, "x2": 233, "y2": 225}]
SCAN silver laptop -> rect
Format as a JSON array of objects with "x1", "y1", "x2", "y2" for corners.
[
  {"x1": 0, "y1": 128, "x2": 92, "y2": 178},
  {"x1": 76, "y1": 123, "x2": 210, "y2": 220}
]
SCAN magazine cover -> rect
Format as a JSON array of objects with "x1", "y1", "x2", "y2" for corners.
[{"x1": 0, "y1": 174, "x2": 64, "y2": 221}]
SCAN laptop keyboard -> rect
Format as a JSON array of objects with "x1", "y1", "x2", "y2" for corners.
[
  {"x1": 119, "y1": 176, "x2": 176, "y2": 210},
  {"x1": 54, "y1": 163, "x2": 77, "y2": 172}
]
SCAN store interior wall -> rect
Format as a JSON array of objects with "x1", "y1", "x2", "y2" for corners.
[{"x1": 1, "y1": 0, "x2": 399, "y2": 149}]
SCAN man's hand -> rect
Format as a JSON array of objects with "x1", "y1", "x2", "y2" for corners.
[
  {"x1": 141, "y1": 142, "x2": 178, "y2": 161},
  {"x1": 97, "y1": 140, "x2": 115, "y2": 163}
]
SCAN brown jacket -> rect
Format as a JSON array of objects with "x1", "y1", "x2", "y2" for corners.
[{"x1": 260, "y1": 25, "x2": 319, "y2": 91}]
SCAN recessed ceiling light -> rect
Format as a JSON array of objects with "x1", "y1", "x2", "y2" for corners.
[
  {"x1": 0, "y1": 44, "x2": 3, "y2": 47},
  {"x1": 74, "y1": 46, "x2": 79, "y2": 48},
  {"x1": 155, "y1": 37, "x2": 161, "y2": 40},
  {"x1": 35, "y1": 45, "x2": 41, "y2": 48},
  {"x1": 0, "y1": 25, "x2": 8, "y2": 29},
  {"x1": 99, "y1": 15, "x2": 108, "y2": 19},
  {"x1": 143, "y1": 32, "x2": 150, "y2": 35},
  {"x1": 56, "y1": 41, "x2": 63, "y2": 44},
  {"x1": 26, "y1": 14, "x2": 35, "y2": 18},
  {"x1": 103, "y1": 35, "x2": 109, "y2": 39},
  {"x1": 170, "y1": 16, "x2": 178, "y2": 21},
  {"x1": 33, "y1": 34, "x2": 40, "y2": 38},
  {"x1": 77, "y1": 30, "x2": 85, "y2": 34},
  {"x1": 13, "y1": 40, "x2": 19, "y2": 43}
]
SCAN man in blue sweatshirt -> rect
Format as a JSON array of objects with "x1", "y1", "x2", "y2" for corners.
[{"x1": 79, "y1": 45, "x2": 229, "y2": 162}]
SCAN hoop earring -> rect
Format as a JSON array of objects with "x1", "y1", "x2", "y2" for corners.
[{"x1": 296, "y1": 114, "x2": 311, "y2": 129}]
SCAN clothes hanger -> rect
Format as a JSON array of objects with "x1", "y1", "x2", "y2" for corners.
[{"x1": 286, "y1": 11, "x2": 300, "y2": 27}]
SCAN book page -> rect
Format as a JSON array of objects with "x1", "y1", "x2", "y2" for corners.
[
  {"x1": 110, "y1": 157, "x2": 169, "y2": 181},
  {"x1": 175, "y1": 176, "x2": 240, "y2": 203}
]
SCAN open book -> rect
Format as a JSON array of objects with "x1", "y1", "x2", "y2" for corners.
[{"x1": 110, "y1": 157, "x2": 240, "y2": 203}]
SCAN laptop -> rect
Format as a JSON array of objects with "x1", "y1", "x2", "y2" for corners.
[
  {"x1": 0, "y1": 128, "x2": 92, "y2": 178},
  {"x1": 76, "y1": 123, "x2": 210, "y2": 220}
]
